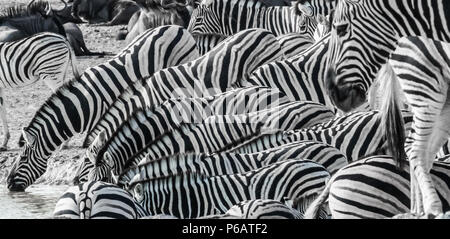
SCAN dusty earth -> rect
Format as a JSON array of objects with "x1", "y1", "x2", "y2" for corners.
[{"x1": 0, "y1": 0, "x2": 130, "y2": 185}]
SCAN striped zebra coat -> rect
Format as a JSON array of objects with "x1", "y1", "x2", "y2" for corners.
[
  {"x1": 53, "y1": 181, "x2": 148, "y2": 219},
  {"x1": 126, "y1": 159, "x2": 330, "y2": 218},
  {"x1": 6, "y1": 25, "x2": 200, "y2": 191},
  {"x1": 189, "y1": 0, "x2": 334, "y2": 39},
  {"x1": 202, "y1": 200, "x2": 303, "y2": 219},
  {"x1": 304, "y1": 156, "x2": 450, "y2": 219},
  {"x1": 0, "y1": 32, "x2": 79, "y2": 151},
  {"x1": 83, "y1": 28, "x2": 284, "y2": 148},
  {"x1": 325, "y1": 0, "x2": 450, "y2": 216},
  {"x1": 233, "y1": 110, "x2": 414, "y2": 163},
  {"x1": 115, "y1": 141, "x2": 347, "y2": 187},
  {"x1": 244, "y1": 34, "x2": 336, "y2": 111},
  {"x1": 73, "y1": 86, "x2": 293, "y2": 184},
  {"x1": 87, "y1": 100, "x2": 335, "y2": 181},
  {"x1": 188, "y1": 0, "x2": 330, "y2": 55}
]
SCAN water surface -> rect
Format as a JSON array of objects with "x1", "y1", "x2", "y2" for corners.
[{"x1": 0, "y1": 185, "x2": 69, "y2": 219}]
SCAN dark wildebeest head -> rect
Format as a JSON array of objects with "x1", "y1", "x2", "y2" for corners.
[
  {"x1": 0, "y1": 0, "x2": 66, "y2": 42},
  {"x1": 71, "y1": 0, "x2": 112, "y2": 23},
  {"x1": 71, "y1": 0, "x2": 140, "y2": 25}
]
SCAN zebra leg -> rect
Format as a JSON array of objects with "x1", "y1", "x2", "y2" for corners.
[
  {"x1": 407, "y1": 97, "x2": 449, "y2": 216},
  {"x1": 0, "y1": 89, "x2": 9, "y2": 151}
]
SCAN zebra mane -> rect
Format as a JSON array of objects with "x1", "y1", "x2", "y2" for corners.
[
  {"x1": 127, "y1": 170, "x2": 210, "y2": 189},
  {"x1": 20, "y1": 70, "x2": 99, "y2": 146},
  {"x1": 118, "y1": 152, "x2": 208, "y2": 187}
]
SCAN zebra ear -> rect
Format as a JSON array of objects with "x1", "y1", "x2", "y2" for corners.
[
  {"x1": 297, "y1": 1, "x2": 314, "y2": 17},
  {"x1": 21, "y1": 128, "x2": 36, "y2": 147},
  {"x1": 93, "y1": 130, "x2": 107, "y2": 148}
]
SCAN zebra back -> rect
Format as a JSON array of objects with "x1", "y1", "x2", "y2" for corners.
[
  {"x1": 117, "y1": 140, "x2": 347, "y2": 187},
  {"x1": 0, "y1": 32, "x2": 76, "y2": 89},
  {"x1": 91, "y1": 100, "x2": 335, "y2": 179},
  {"x1": 233, "y1": 110, "x2": 414, "y2": 162},
  {"x1": 306, "y1": 156, "x2": 450, "y2": 219},
  {"x1": 84, "y1": 28, "x2": 284, "y2": 147}
]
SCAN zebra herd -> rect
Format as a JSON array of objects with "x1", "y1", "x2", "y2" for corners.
[{"x1": 2, "y1": 0, "x2": 450, "y2": 219}]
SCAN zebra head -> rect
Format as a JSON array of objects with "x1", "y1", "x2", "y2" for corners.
[
  {"x1": 74, "y1": 130, "x2": 111, "y2": 183},
  {"x1": 325, "y1": 0, "x2": 397, "y2": 112},
  {"x1": 187, "y1": 0, "x2": 223, "y2": 37},
  {"x1": 7, "y1": 129, "x2": 43, "y2": 192},
  {"x1": 72, "y1": 157, "x2": 94, "y2": 185}
]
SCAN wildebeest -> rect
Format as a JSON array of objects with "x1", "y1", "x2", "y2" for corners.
[
  {"x1": 120, "y1": 0, "x2": 192, "y2": 43},
  {"x1": 71, "y1": 0, "x2": 140, "y2": 25},
  {"x1": 0, "y1": 0, "x2": 107, "y2": 56},
  {"x1": 0, "y1": 0, "x2": 67, "y2": 42}
]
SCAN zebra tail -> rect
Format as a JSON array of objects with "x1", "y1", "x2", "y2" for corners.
[
  {"x1": 303, "y1": 176, "x2": 334, "y2": 219},
  {"x1": 68, "y1": 41, "x2": 81, "y2": 81},
  {"x1": 378, "y1": 63, "x2": 407, "y2": 167}
]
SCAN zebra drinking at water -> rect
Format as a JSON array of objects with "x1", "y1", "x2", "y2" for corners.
[
  {"x1": 0, "y1": 32, "x2": 79, "y2": 151},
  {"x1": 6, "y1": 25, "x2": 200, "y2": 192}
]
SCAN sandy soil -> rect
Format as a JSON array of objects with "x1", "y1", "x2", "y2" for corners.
[{"x1": 0, "y1": 0, "x2": 130, "y2": 184}]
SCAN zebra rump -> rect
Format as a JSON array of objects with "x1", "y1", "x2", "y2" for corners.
[
  {"x1": 304, "y1": 156, "x2": 450, "y2": 219},
  {"x1": 53, "y1": 181, "x2": 148, "y2": 219}
]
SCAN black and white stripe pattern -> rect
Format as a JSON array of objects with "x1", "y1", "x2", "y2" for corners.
[
  {"x1": 304, "y1": 156, "x2": 450, "y2": 219},
  {"x1": 233, "y1": 110, "x2": 414, "y2": 163},
  {"x1": 276, "y1": 33, "x2": 314, "y2": 59},
  {"x1": 88, "y1": 100, "x2": 336, "y2": 181},
  {"x1": 115, "y1": 141, "x2": 347, "y2": 186},
  {"x1": 222, "y1": 200, "x2": 303, "y2": 219},
  {"x1": 126, "y1": 159, "x2": 330, "y2": 218},
  {"x1": 53, "y1": 181, "x2": 148, "y2": 219},
  {"x1": 244, "y1": 34, "x2": 336, "y2": 111},
  {"x1": 189, "y1": 0, "x2": 319, "y2": 39},
  {"x1": 6, "y1": 25, "x2": 200, "y2": 191},
  {"x1": 326, "y1": 0, "x2": 449, "y2": 214},
  {"x1": 0, "y1": 32, "x2": 79, "y2": 150},
  {"x1": 74, "y1": 86, "x2": 292, "y2": 184},
  {"x1": 82, "y1": 28, "x2": 284, "y2": 148}
]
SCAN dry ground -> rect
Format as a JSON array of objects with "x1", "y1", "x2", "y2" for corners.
[{"x1": 0, "y1": 0, "x2": 130, "y2": 184}]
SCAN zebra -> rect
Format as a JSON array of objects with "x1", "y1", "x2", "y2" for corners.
[
  {"x1": 0, "y1": 32, "x2": 79, "y2": 151},
  {"x1": 126, "y1": 159, "x2": 330, "y2": 218},
  {"x1": 53, "y1": 181, "x2": 149, "y2": 219},
  {"x1": 188, "y1": 0, "x2": 334, "y2": 55},
  {"x1": 189, "y1": 0, "x2": 332, "y2": 39},
  {"x1": 233, "y1": 110, "x2": 414, "y2": 163},
  {"x1": 438, "y1": 155, "x2": 450, "y2": 163},
  {"x1": 86, "y1": 100, "x2": 336, "y2": 182},
  {"x1": 82, "y1": 28, "x2": 284, "y2": 149},
  {"x1": 325, "y1": 0, "x2": 450, "y2": 216},
  {"x1": 73, "y1": 86, "x2": 293, "y2": 184},
  {"x1": 6, "y1": 25, "x2": 200, "y2": 192},
  {"x1": 304, "y1": 156, "x2": 450, "y2": 219},
  {"x1": 114, "y1": 141, "x2": 347, "y2": 187}
]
